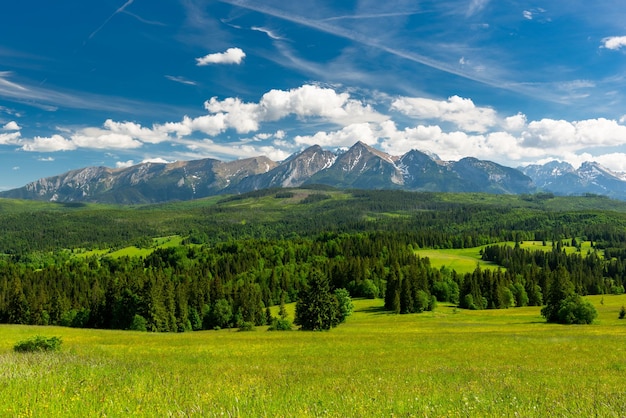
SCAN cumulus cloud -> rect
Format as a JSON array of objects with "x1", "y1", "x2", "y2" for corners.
[
  {"x1": 116, "y1": 160, "x2": 135, "y2": 168},
  {"x1": 177, "y1": 137, "x2": 291, "y2": 162},
  {"x1": 196, "y1": 47, "x2": 246, "y2": 65},
  {"x1": 391, "y1": 95, "x2": 497, "y2": 133},
  {"x1": 142, "y1": 157, "x2": 171, "y2": 164},
  {"x1": 11, "y1": 83, "x2": 626, "y2": 175},
  {"x1": 103, "y1": 119, "x2": 169, "y2": 144},
  {"x1": 521, "y1": 118, "x2": 626, "y2": 149},
  {"x1": 503, "y1": 113, "x2": 527, "y2": 132},
  {"x1": 2, "y1": 121, "x2": 20, "y2": 131},
  {"x1": 295, "y1": 123, "x2": 380, "y2": 148},
  {"x1": 0, "y1": 131, "x2": 20, "y2": 145},
  {"x1": 71, "y1": 129, "x2": 143, "y2": 150},
  {"x1": 602, "y1": 36, "x2": 626, "y2": 50},
  {"x1": 21, "y1": 135, "x2": 76, "y2": 152},
  {"x1": 158, "y1": 84, "x2": 386, "y2": 137}
]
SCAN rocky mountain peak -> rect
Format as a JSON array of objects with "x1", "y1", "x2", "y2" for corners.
[{"x1": 5, "y1": 142, "x2": 626, "y2": 203}]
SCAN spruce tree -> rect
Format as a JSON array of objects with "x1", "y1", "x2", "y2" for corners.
[
  {"x1": 294, "y1": 269, "x2": 339, "y2": 331},
  {"x1": 541, "y1": 266, "x2": 574, "y2": 323}
]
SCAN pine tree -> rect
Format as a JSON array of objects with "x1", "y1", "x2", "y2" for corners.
[
  {"x1": 541, "y1": 266, "x2": 574, "y2": 323},
  {"x1": 7, "y1": 277, "x2": 30, "y2": 324},
  {"x1": 294, "y1": 269, "x2": 339, "y2": 331}
]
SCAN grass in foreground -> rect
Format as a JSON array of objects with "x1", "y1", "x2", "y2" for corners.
[{"x1": 2, "y1": 296, "x2": 626, "y2": 417}]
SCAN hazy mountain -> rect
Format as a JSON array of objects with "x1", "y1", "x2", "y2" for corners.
[
  {"x1": 452, "y1": 157, "x2": 534, "y2": 194},
  {"x1": 520, "y1": 160, "x2": 626, "y2": 200},
  {"x1": 226, "y1": 145, "x2": 336, "y2": 192},
  {"x1": 1, "y1": 157, "x2": 276, "y2": 204},
  {"x1": 16, "y1": 141, "x2": 626, "y2": 204},
  {"x1": 305, "y1": 142, "x2": 405, "y2": 188}
]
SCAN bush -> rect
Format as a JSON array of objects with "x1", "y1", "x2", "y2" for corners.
[
  {"x1": 358, "y1": 279, "x2": 379, "y2": 299},
  {"x1": 14, "y1": 336, "x2": 62, "y2": 353},
  {"x1": 129, "y1": 314, "x2": 148, "y2": 331},
  {"x1": 556, "y1": 294, "x2": 598, "y2": 325},
  {"x1": 334, "y1": 288, "x2": 354, "y2": 323},
  {"x1": 267, "y1": 318, "x2": 293, "y2": 331},
  {"x1": 619, "y1": 305, "x2": 626, "y2": 319},
  {"x1": 238, "y1": 321, "x2": 256, "y2": 331}
]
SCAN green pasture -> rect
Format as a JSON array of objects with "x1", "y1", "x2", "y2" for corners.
[
  {"x1": 416, "y1": 246, "x2": 499, "y2": 274},
  {"x1": 76, "y1": 235, "x2": 184, "y2": 259},
  {"x1": 417, "y1": 240, "x2": 599, "y2": 275},
  {"x1": 2, "y1": 296, "x2": 626, "y2": 417}
]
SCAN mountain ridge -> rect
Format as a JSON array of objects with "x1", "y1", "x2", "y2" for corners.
[{"x1": 3, "y1": 142, "x2": 626, "y2": 203}]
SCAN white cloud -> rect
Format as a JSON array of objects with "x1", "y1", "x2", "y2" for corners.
[
  {"x1": 176, "y1": 137, "x2": 291, "y2": 162},
  {"x1": 391, "y1": 95, "x2": 497, "y2": 133},
  {"x1": 521, "y1": 118, "x2": 626, "y2": 150},
  {"x1": 503, "y1": 113, "x2": 527, "y2": 132},
  {"x1": 0, "y1": 131, "x2": 20, "y2": 145},
  {"x1": 21, "y1": 135, "x2": 76, "y2": 152},
  {"x1": 251, "y1": 26, "x2": 283, "y2": 40},
  {"x1": 11, "y1": 83, "x2": 626, "y2": 175},
  {"x1": 602, "y1": 36, "x2": 626, "y2": 50},
  {"x1": 159, "y1": 84, "x2": 386, "y2": 137},
  {"x1": 467, "y1": 0, "x2": 490, "y2": 16},
  {"x1": 103, "y1": 119, "x2": 169, "y2": 144},
  {"x1": 196, "y1": 47, "x2": 246, "y2": 65},
  {"x1": 71, "y1": 130, "x2": 143, "y2": 150},
  {"x1": 116, "y1": 160, "x2": 135, "y2": 168},
  {"x1": 142, "y1": 157, "x2": 171, "y2": 164},
  {"x1": 2, "y1": 121, "x2": 20, "y2": 131},
  {"x1": 523, "y1": 10, "x2": 533, "y2": 20},
  {"x1": 588, "y1": 153, "x2": 626, "y2": 172},
  {"x1": 165, "y1": 75, "x2": 197, "y2": 86},
  {"x1": 295, "y1": 123, "x2": 380, "y2": 148},
  {"x1": 37, "y1": 157, "x2": 54, "y2": 162}
]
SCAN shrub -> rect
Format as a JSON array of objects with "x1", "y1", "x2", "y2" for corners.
[
  {"x1": 463, "y1": 294, "x2": 477, "y2": 310},
  {"x1": 14, "y1": 336, "x2": 62, "y2": 353},
  {"x1": 556, "y1": 294, "x2": 598, "y2": 325},
  {"x1": 414, "y1": 290, "x2": 430, "y2": 313},
  {"x1": 358, "y1": 279, "x2": 379, "y2": 299},
  {"x1": 238, "y1": 321, "x2": 256, "y2": 332},
  {"x1": 129, "y1": 314, "x2": 148, "y2": 331},
  {"x1": 267, "y1": 318, "x2": 293, "y2": 331},
  {"x1": 619, "y1": 305, "x2": 626, "y2": 319},
  {"x1": 334, "y1": 288, "x2": 354, "y2": 323}
]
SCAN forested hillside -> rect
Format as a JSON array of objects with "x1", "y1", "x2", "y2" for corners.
[{"x1": 2, "y1": 189, "x2": 626, "y2": 330}]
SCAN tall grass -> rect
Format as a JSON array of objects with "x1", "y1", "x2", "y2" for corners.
[{"x1": 2, "y1": 296, "x2": 626, "y2": 416}]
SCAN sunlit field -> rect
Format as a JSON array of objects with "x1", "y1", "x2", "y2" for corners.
[
  {"x1": 417, "y1": 240, "x2": 599, "y2": 275},
  {"x1": 2, "y1": 296, "x2": 626, "y2": 417}
]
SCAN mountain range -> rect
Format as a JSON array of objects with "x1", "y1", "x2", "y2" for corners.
[{"x1": 2, "y1": 141, "x2": 626, "y2": 204}]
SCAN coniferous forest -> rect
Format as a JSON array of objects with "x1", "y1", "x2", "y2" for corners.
[{"x1": 2, "y1": 188, "x2": 626, "y2": 331}]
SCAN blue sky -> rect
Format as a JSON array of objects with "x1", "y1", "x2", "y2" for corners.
[{"x1": 1, "y1": 0, "x2": 626, "y2": 190}]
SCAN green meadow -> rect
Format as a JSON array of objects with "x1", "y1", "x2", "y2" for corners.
[
  {"x1": 416, "y1": 247, "x2": 498, "y2": 274},
  {"x1": 417, "y1": 240, "x2": 598, "y2": 275},
  {"x1": 2, "y1": 296, "x2": 626, "y2": 417}
]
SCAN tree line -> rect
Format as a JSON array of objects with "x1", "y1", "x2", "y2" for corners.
[{"x1": 3, "y1": 230, "x2": 624, "y2": 330}]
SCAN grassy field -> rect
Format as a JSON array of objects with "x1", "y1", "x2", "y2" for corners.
[
  {"x1": 416, "y1": 247, "x2": 499, "y2": 274},
  {"x1": 2, "y1": 296, "x2": 626, "y2": 417},
  {"x1": 416, "y1": 240, "x2": 599, "y2": 275}
]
